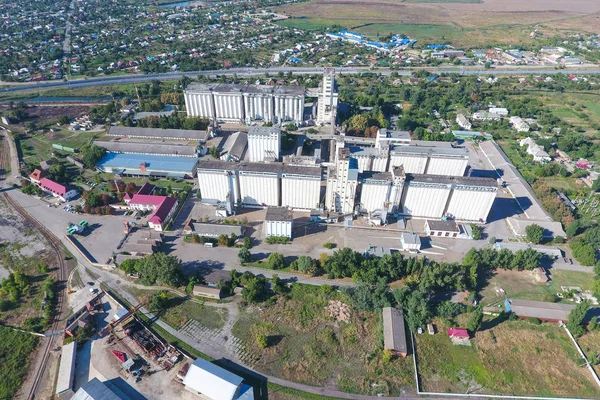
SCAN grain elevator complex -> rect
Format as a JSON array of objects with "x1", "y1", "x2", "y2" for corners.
[{"x1": 192, "y1": 73, "x2": 497, "y2": 224}]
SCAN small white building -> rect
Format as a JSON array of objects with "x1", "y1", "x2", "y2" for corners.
[
  {"x1": 510, "y1": 116, "x2": 530, "y2": 132},
  {"x1": 489, "y1": 107, "x2": 508, "y2": 116},
  {"x1": 456, "y1": 114, "x2": 472, "y2": 130},
  {"x1": 182, "y1": 358, "x2": 254, "y2": 400},
  {"x1": 424, "y1": 219, "x2": 460, "y2": 238},
  {"x1": 56, "y1": 341, "x2": 77, "y2": 399},
  {"x1": 519, "y1": 137, "x2": 551, "y2": 163},
  {"x1": 264, "y1": 207, "x2": 293, "y2": 239},
  {"x1": 400, "y1": 232, "x2": 421, "y2": 251}
]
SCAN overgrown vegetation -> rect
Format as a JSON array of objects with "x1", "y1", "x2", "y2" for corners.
[{"x1": 0, "y1": 325, "x2": 38, "y2": 400}]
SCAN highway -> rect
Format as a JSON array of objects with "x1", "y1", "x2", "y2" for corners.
[{"x1": 3, "y1": 65, "x2": 600, "y2": 95}]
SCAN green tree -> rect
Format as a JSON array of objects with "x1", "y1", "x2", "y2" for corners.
[
  {"x1": 81, "y1": 145, "x2": 107, "y2": 169},
  {"x1": 119, "y1": 259, "x2": 139, "y2": 274},
  {"x1": 291, "y1": 255, "x2": 319, "y2": 276},
  {"x1": 585, "y1": 226, "x2": 600, "y2": 249},
  {"x1": 243, "y1": 236, "x2": 252, "y2": 249},
  {"x1": 136, "y1": 253, "x2": 183, "y2": 287},
  {"x1": 58, "y1": 115, "x2": 70, "y2": 125},
  {"x1": 209, "y1": 146, "x2": 220, "y2": 159},
  {"x1": 271, "y1": 274, "x2": 288, "y2": 295},
  {"x1": 467, "y1": 306, "x2": 483, "y2": 333},
  {"x1": 149, "y1": 291, "x2": 169, "y2": 313},
  {"x1": 471, "y1": 224, "x2": 482, "y2": 240},
  {"x1": 566, "y1": 301, "x2": 590, "y2": 337},
  {"x1": 525, "y1": 224, "x2": 544, "y2": 244},
  {"x1": 242, "y1": 276, "x2": 270, "y2": 303},
  {"x1": 238, "y1": 247, "x2": 251, "y2": 264},
  {"x1": 267, "y1": 252, "x2": 285, "y2": 270}
]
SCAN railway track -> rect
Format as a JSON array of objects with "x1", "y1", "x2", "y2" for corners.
[
  {"x1": 0, "y1": 133, "x2": 9, "y2": 181},
  {"x1": 3, "y1": 193, "x2": 67, "y2": 400}
]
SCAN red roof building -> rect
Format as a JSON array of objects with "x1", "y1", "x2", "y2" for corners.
[
  {"x1": 29, "y1": 169, "x2": 48, "y2": 184},
  {"x1": 446, "y1": 327, "x2": 469, "y2": 339},
  {"x1": 127, "y1": 184, "x2": 178, "y2": 231},
  {"x1": 39, "y1": 178, "x2": 77, "y2": 201}
]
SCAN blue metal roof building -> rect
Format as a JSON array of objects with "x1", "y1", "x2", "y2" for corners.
[{"x1": 96, "y1": 153, "x2": 199, "y2": 178}]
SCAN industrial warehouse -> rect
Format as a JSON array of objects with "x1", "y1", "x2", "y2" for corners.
[
  {"x1": 197, "y1": 148, "x2": 497, "y2": 222},
  {"x1": 196, "y1": 160, "x2": 322, "y2": 210},
  {"x1": 184, "y1": 72, "x2": 339, "y2": 125},
  {"x1": 184, "y1": 82, "x2": 306, "y2": 124}
]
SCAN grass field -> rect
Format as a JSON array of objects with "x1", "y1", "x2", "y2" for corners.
[
  {"x1": 578, "y1": 330, "x2": 600, "y2": 376},
  {"x1": 233, "y1": 284, "x2": 414, "y2": 396},
  {"x1": 480, "y1": 269, "x2": 595, "y2": 306},
  {"x1": 161, "y1": 298, "x2": 228, "y2": 330},
  {"x1": 416, "y1": 319, "x2": 599, "y2": 397},
  {"x1": 0, "y1": 325, "x2": 39, "y2": 400}
]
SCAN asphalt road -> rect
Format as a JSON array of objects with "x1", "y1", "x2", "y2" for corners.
[{"x1": 3, "y1": 65, "x2": 600, "y2": 95}]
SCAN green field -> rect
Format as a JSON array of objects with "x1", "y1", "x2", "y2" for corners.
[
  {"x1": 0, "y1": 325, "x2": 38, "y2": 399},
  {"x1": 480, "y1": 269, "x2": 595, "y2": 307},
  {"x1": 233, "y1": 284, "x2": 414, "y2": 396},
  {"x1": 416, "y1": 319, "x2": 599, "y2": 397},
  {"x1": 160, "y1": 298, "x2": 228, "y2": 331}
]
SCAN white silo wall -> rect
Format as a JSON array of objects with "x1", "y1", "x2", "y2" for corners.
[
  {"x1": 281, "y1": 176, "x2": 321, "y2": 210},
  {"x1": 445, "y1": 187, "x2": 497, "y2": 222},
  {"x1": 238, "y1": 173, "x2": 279, "y2": 207},
  {"x1": 402, "y1": 185, "x2": 451, "y2": 219}
]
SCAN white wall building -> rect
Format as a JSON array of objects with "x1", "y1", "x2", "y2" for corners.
[
  {"x1": 401, "y1": 174, "x2": 497, "y2": 222},
  {"x1": 185, "y1": 83, "x2": 305, "y2": 124},
  {"x1": 247, "y1": 126, "x2": 281, "y2": 162},
  {"x1": 456, "y1": 114, "x2": 472, "y2": 130},
  {"x1": 182, "y1": 358, "x2": 253, "y2": 400},
  {"x1": 281, "y1": 171, "x2": 321, "y2": 210},
  {"x1": 316, "y1": 69, "x2": 338, "y2": 125},
  {"x1": 238, "y1": 169, "x2": 279, "y2": 207},
  {"x1": 197, "y1": 166, "x2": 238, "y2": 205},
  {"x1": 325, "y1": 150, "x2": 359, "y2": 214},
  {"x1": 509, "y1": 116, "x2": 530, "y2": 132},
  {"x1": 358, "y1": 169, "x2": 405, "y2": 213},
  {"x1": 519, "y1": 137, "x2": 552, "y2": 163},
  {"x1": 375, "y1": 129, "x2": 411, "y2": 149},
  {"x1": 388, "y1": 145, "x2": 468, "y2": 176},
  {"x1": 489, "y1": 107, "x2": 509, "y2": 116},
  {"x1": 196, "y1": 160, "x2": 321, "y2": 210},
  {"x1": 264, "y1": 207, "x2": 293, "y2": 238}
]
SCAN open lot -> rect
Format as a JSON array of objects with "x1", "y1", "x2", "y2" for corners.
[
  {"x1": 8, "y1": 189, "x2": 135, "y2": 264},
  {"x1": 416, "y1": 319, "x2": 600, "y2": 397},
  {"x1": 479, "y1": 269, "x2": 595, "y2": 307},
  {"x1": 232, "y1": 284, "x2": 415, "y2": 396}
]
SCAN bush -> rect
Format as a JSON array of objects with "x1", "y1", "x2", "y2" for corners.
[
  {"x1": 471, "y1": 224, "x2": 482, "y2": 240},
  {"x1": 323, "y1": 242, "x2": 335, "y2": 249},
  {"x1": 265, "y1": 235, "x2": 290, "y2": 244},
  {"x1": 382, "y1": 349, "x2": 393, "y2": 363},
  {"x1": 256, "y1": 333, "x2": 268, "y2": 348},
  {"x1": 527, "y1": 317, "x2": 541, "y2": 325},
  {"x1": 526, "y1": 224, "x2": 544, "y2": 244},
  {"x1": 238, "y1": 248, "x2": 251, "y2": 264},
  {"x1": 267, "y1": 252, "x2": 285, "y2": 270}
]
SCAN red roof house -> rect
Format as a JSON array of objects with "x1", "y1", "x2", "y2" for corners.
[
  {"x1": 446, "y1": 328, "x2": 469, "y2": 339},
  {"x1": 29, "y1": 169, "x2": 48, "y2": 183}
]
